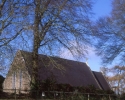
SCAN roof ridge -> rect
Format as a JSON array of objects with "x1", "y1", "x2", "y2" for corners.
[{"x1": 19, "y1": 50, "x2": 87, "y2": 65}]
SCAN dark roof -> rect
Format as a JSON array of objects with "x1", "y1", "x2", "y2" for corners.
[
  {"x1": 92, "y1": 71, "x2": 111, "y2": 90},
  {"x1": 16, "y1": 50, "x2": 111, "y2": 90}
]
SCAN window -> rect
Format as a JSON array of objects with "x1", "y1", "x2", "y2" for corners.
[
  {"x1": 20, "y1": 70, "x2": 22, "y2": 89},
  {"x1": 12, "y1": 72, "x2": 16, "y2": 89}
]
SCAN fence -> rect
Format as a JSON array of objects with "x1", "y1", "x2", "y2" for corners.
[{"x1": 0, "y1": 89, "x2": 118, "y2": 100}]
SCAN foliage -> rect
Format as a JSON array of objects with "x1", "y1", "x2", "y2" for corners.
[
  {"x1": 39, "y1": 78, "x2": 114, "y2": 94},
  {"x1": 0, "y1": 75, "x2": 4, "y2": 89},
  {"x1": 120, "y1": 93, "x2": 125, "y2": 100},
  {"x1": 41, "y1": 77, "x2": 57, "y2": 91}
]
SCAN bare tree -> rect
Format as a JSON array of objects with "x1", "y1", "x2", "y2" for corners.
[
  {"x1": 0, "y1": 0, "x2": 21, "y2": 74},
  {"x1": 92, "y1": 0, "x2": 125, "y2": 65},
  {"x1": 0, "y1": 0, "x2": 93, "y2": 92},
  {"x1": 26, "y1": 0, "x2": 93, "y2": 91},
  {"x1": 0, "y1": 0, "x2": 31, "y2": 76},
  {"x1": 101, "y1": 66, "x2": 125, "y2": 94},
  {"x1": 0, "y1": 0, "x2": 25, "y2": 47}
]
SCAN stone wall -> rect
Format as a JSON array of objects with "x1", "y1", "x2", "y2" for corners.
[{"x1": 3, "y1": 51, "x2": 31, "y2": 93}]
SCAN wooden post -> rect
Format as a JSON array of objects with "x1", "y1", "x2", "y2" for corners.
[
  {"x1": 88, "y1": 94, "x2": 89, "y2": 100},
  {"x1": 109, "y1": 95, "x2": 111, "y2": 100},
  {"x1": 15, "y1": 88, "x2": 16, "y2": 100}
]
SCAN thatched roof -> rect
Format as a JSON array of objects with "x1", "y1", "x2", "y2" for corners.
[
  {"x1": 15, "y1": 50, "x2": 111, "y2": 90},
  {"x1": 92, "y1": 71, "x2": 111, "y2": 90}
]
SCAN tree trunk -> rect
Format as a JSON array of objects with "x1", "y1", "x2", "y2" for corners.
[{"x1": 31, "y1": 0, "x2": 41, "y2": 91}]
